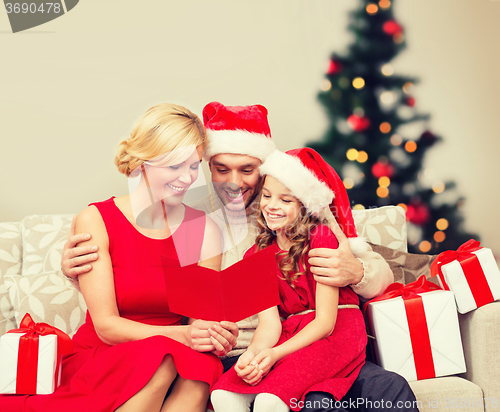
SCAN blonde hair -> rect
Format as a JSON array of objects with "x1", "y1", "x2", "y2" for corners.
[
  {"x1": 115, "y1": 103, "x2": 206, "y2": 176},
  {"x1": 255, "y1": 177, "x2": 322, "y2": 286}
]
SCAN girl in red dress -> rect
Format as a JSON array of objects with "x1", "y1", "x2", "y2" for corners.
[
  {"x1": 211, "y1": 148, "x2": 368, "y2": 412},
  {"x1": 0, "y1": 104, "x2": 237, "y2": 412}
]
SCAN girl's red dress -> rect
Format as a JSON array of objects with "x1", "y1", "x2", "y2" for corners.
[
  {"x1": 212, "y1": 224, "x2": 367, "y2": 411},
  {"x1": 0, "y1": 197, "x2": 222, "y2": 412}
]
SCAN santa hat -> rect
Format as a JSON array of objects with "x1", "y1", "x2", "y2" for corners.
[
  {"x1": 202, "y1": 101, "x2": 276, "y2": 162},
  {"x1": 259, "y1": 148, "x2": 370, "y2": 257}
]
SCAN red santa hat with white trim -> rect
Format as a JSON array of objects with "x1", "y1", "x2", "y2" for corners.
[
  {"x1": 260, "y1": 147, "x2": 370, "y2": 257},
  {"x1": 202, "y1": 101, "x2": 276, "y2": 162}
]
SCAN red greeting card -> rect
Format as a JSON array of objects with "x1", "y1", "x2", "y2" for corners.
[{"x1": 161, "y1": 247, "x2": 280, "y2": 322}]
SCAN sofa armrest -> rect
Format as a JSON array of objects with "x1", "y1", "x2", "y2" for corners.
[{"x1": 459, "y1": 301, "x2": 500, "y2": 412}]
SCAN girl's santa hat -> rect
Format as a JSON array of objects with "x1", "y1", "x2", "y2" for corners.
[
  {"x1": 260, "y1": 147, "x2": 370, "y2": 257},
  {"x1": 202, "y1": 101, "x2": 276, "y2": 162}
]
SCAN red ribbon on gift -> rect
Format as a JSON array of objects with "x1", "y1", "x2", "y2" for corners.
[
  {"x1": 7, "y1": 313, "x2": 73, "y2": 394},
  {"x1": 431, "y1": 239, "x2": 494, "y2": 308},
  {"x1": 365, "y1": 276, "x2": 441, "y2": 380}
]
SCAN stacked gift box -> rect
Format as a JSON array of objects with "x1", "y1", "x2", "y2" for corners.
[
  {"x1": 365, "y1": 239, "x2": 500, "y2": 382},
  {"x1": 431, "y1": 239, "x2": 500, "y2": 314}
]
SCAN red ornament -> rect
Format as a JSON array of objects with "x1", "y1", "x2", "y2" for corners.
[
  {"x1": 406, "y1": 97, "x2": 415, "y2": 107},
  {"x1": 348, "y1": 115, "x2": 371, "y2": 132},
  {"x1": 371, "y1": 161, "x2": 395, "y2": 179},
  {"x1": 383, "y1": 20, "x2": 403, "y2": 36},
  {"x1": 406, "y1": 202, "x2": 430, "y2": 226},
  {"x1": 327, "y1": 59, "x2": 343, "y2": 75}
]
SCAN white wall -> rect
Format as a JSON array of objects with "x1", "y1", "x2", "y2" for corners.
[{"x1": 1, "y1": 0, "x2": 499, "y2": 255}]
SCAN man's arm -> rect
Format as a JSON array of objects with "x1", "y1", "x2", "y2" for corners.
[
  {"x1": 308, "y1": 220, "x2": 393, "y2": 299},
  {"x1": 61, "y1": 216, "x2": 99, "y2": 289}
]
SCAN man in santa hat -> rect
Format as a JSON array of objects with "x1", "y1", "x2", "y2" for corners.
[{"x1": 61, "y1": 102, "x2": 417, "y2": 412}]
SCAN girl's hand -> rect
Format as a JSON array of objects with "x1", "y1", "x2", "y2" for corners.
[
  {"x1": 235, "y1": 349, "x2": 256, "y2": 380},
  {"x1": 237, "y1": 350, "x2": 264, "y2": 386},
  {"x1": 251, "y1": 348, "x2": 278, "y2": 379}
]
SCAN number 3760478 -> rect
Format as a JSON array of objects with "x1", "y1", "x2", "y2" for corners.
[{"x1": 5, "y1": 3, "x2": 62, "y2": 14}]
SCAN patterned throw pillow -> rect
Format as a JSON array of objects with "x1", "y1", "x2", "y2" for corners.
[
  {"x1": 13, "y1": 215, "x2": 86, "y2": 336},
  {"x1": 369, "y1": 242, "x2": 438, "y2": 286},
  {"x1": 11, "y1": 271, "x2": 87, "y2": 337},
  {"x1": 21, "y1": 215, "x2": 74, "y2": 277},
  {"x1": 353, "y1": 205, "x2": 408, "y2": 252},
  {"x1": 0, "y1": 222, "x2": 22, "y2": 335}
]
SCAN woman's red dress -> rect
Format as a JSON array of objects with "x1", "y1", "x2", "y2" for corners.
[{"x1": 0, "y1": 197, "x2": 222, "y2": 412}]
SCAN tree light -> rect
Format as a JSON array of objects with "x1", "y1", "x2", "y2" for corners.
[
  {"x1": 381, "y1": 64, "x2": 394, "y2": 76},
  {"x1": 436, "y1": 218, "x2": 449, "y2": 231},
  {"x1": 320, "y1": 79, "x2": 332, "y2": 91},
  {"x1": 379, "y1": 0, "x2": 391, "y2": 9},
  {"x1": 379, "y1": 176, "x2": 391, "y2": 187},
  {"x1": 366, "y1": 4, "x2": 378, "y2": 14},
  {"x1": 353, "y1": 77, "x2": 365, "y2": 89},
  {"x1": 405, "y1": 141, "x2": 417, "y2": 153},
  {"x1": 434, "y1": 231, "x2": 446, "y2": 243},
  {"x1": 343, "y1": 178, "x2": 354, "y2": 189},
  {"x1": 402, "y1": 82, "x2": 413, "y2": 93},
  {"x1": 357, "y1": 151, "x2": 368, "y2": 163},
  {"x1": 377, "y1": 187, "x2": 389, "y2": 198},
  {"x1": 419, "y1": 241, "x2": 432, "y2": 253},
  {"x1": 380, "y1": 122, "x2": 391, "y2": 133},
  {"x1": 432, "y1": 182, "x2": 445, "y2": 193},
  {"x1": 346, "y1": 148, "x2": 359, "y2": 161},
  {"x1": 390, "y1": 134, "x2": 403, "y2": 146}
]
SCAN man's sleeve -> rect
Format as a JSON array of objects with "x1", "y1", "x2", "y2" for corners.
[{"x1": 350, "y1": 244, "x2": 394, "y2": 299}]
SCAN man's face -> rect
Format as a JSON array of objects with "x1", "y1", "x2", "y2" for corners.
[{"x1": 209, "y1": 153, "x2": 262, "y2": 212}]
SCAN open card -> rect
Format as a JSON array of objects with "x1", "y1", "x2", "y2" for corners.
[{"x1": 161, "y1": 247, "x2": 280, "y2": 322}]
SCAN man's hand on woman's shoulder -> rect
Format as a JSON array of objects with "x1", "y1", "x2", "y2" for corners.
[{"x1": 61, "y1": 215, "x2": 99, "y2": 280}]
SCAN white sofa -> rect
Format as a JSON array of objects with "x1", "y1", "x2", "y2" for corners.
[{"x1": 0, "y1": 206, "x2": 499, "y2": 411}]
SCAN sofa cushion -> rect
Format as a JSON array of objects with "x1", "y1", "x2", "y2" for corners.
[
  {"x1": 409, "y1": 376, "x2": 483, "y2": 411},
  {"x1": 9, "y1": 271, "x2": 86, "y2": 337},
  {"x1": 21, "y1": 215, "x2": 73, "y2": 277},
  {"x1": 368, "y1": 242, "x2": 439, "y2": 286},
  {"x1": 352, "y1": 205, "x2": 407, "y2": 252},
  {"x1": 0, "y1": 222, "x2": 22, "y2": 335}
]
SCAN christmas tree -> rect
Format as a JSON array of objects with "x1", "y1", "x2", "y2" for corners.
[{"x1": 308, "y1": 0, "x2": 478, "y2": 254}]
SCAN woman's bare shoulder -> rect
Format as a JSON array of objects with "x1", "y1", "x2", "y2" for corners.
[{"x1": 75, "y1": 205, "x2": 107, "y2": 242}]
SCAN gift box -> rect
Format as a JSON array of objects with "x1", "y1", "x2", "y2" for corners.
[
  {"x1": 431, "y1": 239, "x2": 500, "y2": 314},
  {"x1": 366, "y1": 276, "x2": 466, "y2": 382},
  {"x1": 0, "y1": 313, "x2": 72, "y2": 395}
]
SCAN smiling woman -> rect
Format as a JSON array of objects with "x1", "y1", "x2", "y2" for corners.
[{"x1": 0, "y1": 103, "x2": 229, "y2": 412}]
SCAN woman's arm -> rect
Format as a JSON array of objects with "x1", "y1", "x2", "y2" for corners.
[{"x1": 76, "y1": 206, "x2": 191, "y2": 347}]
